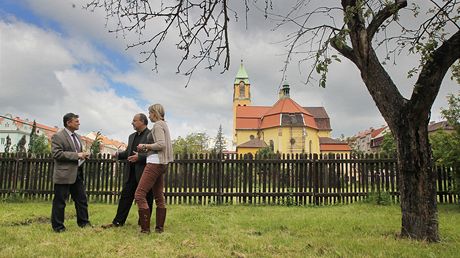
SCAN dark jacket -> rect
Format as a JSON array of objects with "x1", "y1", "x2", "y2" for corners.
[{"x1": 117, "y1": 128, "x2": 151, "y2": 183}]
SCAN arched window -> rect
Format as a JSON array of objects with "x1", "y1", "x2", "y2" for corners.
[
  {"x1": 269, "y1": 140, "x2": 274, "y2": 151},
  {"x1": 309, "y1": 140, "x2": 312, "y2": 153},
  {"x1": 239, "y1": 82, "x2": 245, "y2": 98}
]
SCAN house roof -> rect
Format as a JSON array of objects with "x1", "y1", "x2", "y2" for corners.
[
  {"x1": 320, "y1": 144, "x2": 352, "y2": 151},
  {"x1": 236, "y1": 106, "x2": 270, "y2": 118},
  {"x1": 428, "y1": 121, "x2": 454, "y2": 132},
  {"x1": 261, "y1": 98, "x2": 318, "y2": 129},
  {"x1": 235, "y1": 99, "x2": 331, "y2": 130},
  {"x1": 303, "y1": 107, "x2": 329, "y2": 119},
  {"x1": 370, "y1": 126, "x2": 387, "y2": 138},
  {"x1": 237, "y1": 138, "x2": 268, "y2": 148},
  {"x1": 236, "y1": 118, "x2": 260, "y2": 129},
  {"x1": 319, "y1": 137, "x2": 351, "y2": 151},
  {"x1": 304, "y1": 107, "x2": 331, "y2": 131},
  {"x1": 265, "y1": 97, "x2": 313, "y2": 116}
]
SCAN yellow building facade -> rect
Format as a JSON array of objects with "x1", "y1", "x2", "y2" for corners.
[{"x1": 232, "y1": 62, "x2": 351, "y2": 155}]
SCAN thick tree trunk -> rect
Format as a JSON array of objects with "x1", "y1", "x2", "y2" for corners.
[
  {"x1": 335, "y1": 0, "x2": 459, "y2": 244},
  {"x1": 394, "y1": 118, "x2": 439, "y2": 242},
  {"x1": 356, "y1": 50, "x2": 440, "y2": 242}
]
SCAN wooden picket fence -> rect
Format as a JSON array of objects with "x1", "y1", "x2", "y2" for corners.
[{"x1": 0, "y1": 152, "x2": 458, "y2": 205}]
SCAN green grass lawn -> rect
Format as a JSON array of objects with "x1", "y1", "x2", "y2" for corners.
[{"x1": 0, "y1": 201, "x2": 459, "y2": 258}]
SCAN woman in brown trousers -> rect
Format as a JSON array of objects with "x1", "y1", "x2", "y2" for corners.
[{"x1": 135, "y1": 104, "x2": 173, "y2": 233}]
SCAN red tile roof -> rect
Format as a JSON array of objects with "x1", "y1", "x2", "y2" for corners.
[
  {"x1": 236, "y1": 106, "x2": 270, "y2": 118},
  {"x1": 236, "y1": 118, "x2": 260, "y2": 129},
  {"x1": 319, "y1": 137, "x2": 351, "y2": 151},
  {"x1": 260, "y1": 114, "x2": 281, "y2": 129},
  {"x1": 320, "y1": 144, "x2": 352, "y2": 151},
  {"x1": 370, "y1": 127, "x2": 387, "y2": 138},
  {"x1": 235, "y1": 98, "x2": 319, "y2": 130},
  {"x1": 265, "y1": 98, "x2": 312, "y2": 116}
]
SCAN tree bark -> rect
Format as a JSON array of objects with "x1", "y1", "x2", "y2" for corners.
[
  {"x1": 394, "y1": 116, "x2": 439, "y2": 242},
  {"x1": 334, "y1": 1, "x2": 460, "y2": 242},
  {"x1": 358, "y1": 51, "x2": 440, "y2": 242}
]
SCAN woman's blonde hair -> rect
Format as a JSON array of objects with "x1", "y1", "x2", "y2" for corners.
[{"x1": 148, "y1": 104, "x2": 165, "y2": 120}]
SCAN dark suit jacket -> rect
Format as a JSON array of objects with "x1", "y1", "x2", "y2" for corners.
[
  {"x1": 51, "y1": 129, "x2": 82, "y2": 184},
  {"x1": 117, "y1": 128, "x2": 151, "y2": 183}
]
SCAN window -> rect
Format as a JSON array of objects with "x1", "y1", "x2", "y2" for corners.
[
  {"x1": 249, "y1": 135, "x2": 255, "y2": 140},
  {"x1": 1, "y1": 138, "x2": 4, "y2": 145},
  {"x1": 269, "y1": 140, "x2": 274, "y2": 151},
  {"x1": 309, "y1": 140, "x2": 312, "y2": 153},
  {"x1": 239, "y1": 82, "x2": 245, "y2": 98}
]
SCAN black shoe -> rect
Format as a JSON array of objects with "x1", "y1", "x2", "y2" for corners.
[
  {"x1": 101, "y1": 222, "x2": 123, "y2": 229},
  {"x1": 79, "y1": 223, "x2": 93, "y2": 228},
  {"x1": 53, "y1": 227, "x2": 66, "y2": 233}
]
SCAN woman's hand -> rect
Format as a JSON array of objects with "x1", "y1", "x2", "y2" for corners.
[{"x1": 137, "y1": 144, "x2": 148, "y2": 152}]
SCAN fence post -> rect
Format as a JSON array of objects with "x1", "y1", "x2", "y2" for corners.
[
  {"x1": 13, "y1": 153, "x2": 22, "y2": 194},
  {"x1": 217, "y1": 152, "x2": 223, "y2": 205},
  {"x1": 313, "y1": 153, "x2": 319, "y2": 205}
]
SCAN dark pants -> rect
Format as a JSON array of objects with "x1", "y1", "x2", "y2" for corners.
[
  {"x1": 135, "y1": 164, "x2": 167, "y2": 210},
  {"x1": 112, "y1": 171, "x2": 154, "y2": 225},
  {"x1": 51, "y1": 169, "x2": 90, "y2": 230}
]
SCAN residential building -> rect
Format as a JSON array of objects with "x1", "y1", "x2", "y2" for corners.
[{"x1": 0, "y1": 114, "x2": 126, "y2": 155}]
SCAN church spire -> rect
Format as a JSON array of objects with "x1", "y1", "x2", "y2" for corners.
[{"x1": 234, "y1": 60, "x2": 249, "y2": 84}]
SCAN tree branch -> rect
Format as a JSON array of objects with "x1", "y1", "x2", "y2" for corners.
[
  {"x1": 410, "y1": 30, "x2": 460, "y2": 116},
  {"x1": 330, "y1": 37, "x2": 357, "y2": 65},
  {"x1": 367, "y1": 0, "x2": 407, "y2": 40}
]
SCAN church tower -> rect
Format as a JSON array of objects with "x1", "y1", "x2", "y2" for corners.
[{"x1": 232, "y1": 60, "x2": 251, "y2": 146}]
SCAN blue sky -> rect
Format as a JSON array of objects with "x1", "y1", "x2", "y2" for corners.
[{"x1": 1, "y1": 0, "x2": 458, "y2": 147}]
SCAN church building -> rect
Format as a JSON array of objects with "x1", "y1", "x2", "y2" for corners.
[{"x1": 232, "y1": 61, "x2": 351, "y2": 155}]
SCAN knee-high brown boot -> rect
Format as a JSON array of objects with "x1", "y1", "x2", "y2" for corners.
[
  {"x1": 138, "y1": 208, "x2": 151, "y2": 234},
  {"x1": 155, "y1": 208, "x2": 166, "y2": 233}
]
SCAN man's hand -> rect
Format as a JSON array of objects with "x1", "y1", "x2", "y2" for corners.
[
  {"x1": 78, "y1": 152, "x2": 90, "y2": 160},
  {"x1": 127, "y1": 151, "x2": 139, "y2": 163}
]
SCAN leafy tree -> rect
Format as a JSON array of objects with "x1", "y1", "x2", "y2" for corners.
[
  {"x1": 434, "y1": 94, "x2": 460, "y2": 194},
  {"x1": 441, "y1": 94, "x2": 460, "y2": 134},
  {"x1": 380, "y1": 132, "x2": 396, "y2": 157},
  {"x1": 28, "y1": 120, "x2": 37, "y2": 153},
  {"x1": 255, "y1": 147, "x2": 275, "y2": 158},
  {"x1": 29, "y1": 134, "x2": 51, "y2": 155},
  {"x1": 173, "y1": 133, "x2": 210, "y2": 155},
  {"x1": 213, "y1": 125, "x2": 227, "y2": 154},
  {"x1": 86, "y1": 0, "x2": 460, "y2": 241},
  {"x1": 90, "y1": 131, "x2": 102, "y2": 156},
  {"x1": 430, "y1": 130, "x2": 459, "y2": 166}
]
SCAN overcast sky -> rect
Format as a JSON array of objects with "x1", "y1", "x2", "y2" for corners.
[{"x1": 0, "y1": 0, "x2": 458, "y2": 148}]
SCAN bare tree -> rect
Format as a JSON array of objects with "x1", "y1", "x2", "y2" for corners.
[
  {"x1": 85, "y1": 0, "x2": 460, "y2": 242},
  {"x1": 85, "y1": 0, "x2": 231, "y2": 86}
]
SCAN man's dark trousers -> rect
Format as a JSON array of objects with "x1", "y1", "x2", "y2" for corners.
[
  {"x1": 51, "y1": 168, "x2": 90, "y2": 230},
  {"x1": 112, "y1": 171, "x2": 153, "y2": 225}
]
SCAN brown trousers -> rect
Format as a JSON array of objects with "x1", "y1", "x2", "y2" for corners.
[{"x1": 135, "y1": 164, "x2": 167, "y2": 210}]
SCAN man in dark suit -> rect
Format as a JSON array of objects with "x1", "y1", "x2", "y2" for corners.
[
  {"x1": 51, "y1": 113, "x2": 90, "y2": 232},
  {"x1": 102, "y1": 113, "x2": 154, "y2": 228}
]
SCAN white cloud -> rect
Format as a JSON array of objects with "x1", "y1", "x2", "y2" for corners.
[
  {"x1": 0, "y1": 19, "x2": 142, "y2": 142},
  {"x1": 1, "y1": 1, "x2": 458, "y2": 149}
]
